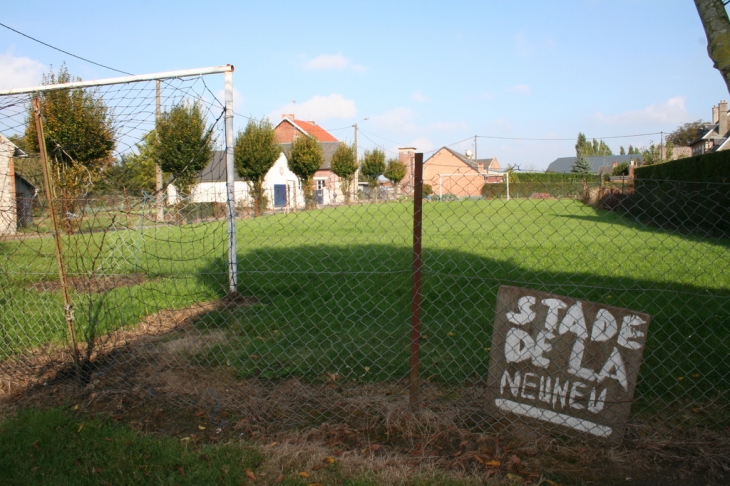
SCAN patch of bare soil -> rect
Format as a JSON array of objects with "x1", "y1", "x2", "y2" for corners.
[
  {"x1": 1, "y1": 297, "x2": 728, "y2": 485},
  {"x1": 27, "y1": 273, "x2": 150, "y2": 293}
]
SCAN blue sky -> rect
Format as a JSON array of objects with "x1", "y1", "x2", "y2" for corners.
[{"x1": 0, "y1": 0, "x2": 726, "y2": 170}]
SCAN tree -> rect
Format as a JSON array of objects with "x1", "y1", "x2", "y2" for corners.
[
  {"x1": 666, "y1": 120, "x2": 705, "y2": 146},
  {"x1": 155, "y1": 102, "x2": 214, "y2": 197},
  {"x1": 612, "y1": 162, "x2": 629, "y2": 176},
  {"x1": 24, "y1": 64, "x2": 115, "y2": 195},
  {"x1": 330, "y1": 143, "x2": 358, "y2": 204},
  {"x1": 620, "y1": 146, "x2": 626, "y2": 155},
  {"x1": 695, "y1": 0, "x2": 730, "y2": 93},
  {"x1": 575, "y1": 132, "x2": 612, "y2": 157},
  {"x1": 101, "y1": 130, "x2": 157, "y2": 195},
  {"x1": 571, "y1": 152, "x2": 592, "y2": 173},
  {"x1": 641, "y1": 144, "x2": 662, "y2": 165},
  {"x1": 384, "y1": 158, "x2": 407, "y2": 197},
  {"x1": 235, "y1": 118, "x2": 280, "y2": 216},
  {"x1": 360, "y1": 148, "x2": 386, "y2": 202},
  {"x1": 288, "y1": 134, "x2": 323, "y2": 209}
]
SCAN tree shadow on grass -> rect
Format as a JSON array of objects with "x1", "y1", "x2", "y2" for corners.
[{"x1": 194, "y1": 243, "x2": 730, "y2": 421}]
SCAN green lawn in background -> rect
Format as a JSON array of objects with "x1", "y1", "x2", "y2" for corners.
[{"x1": 1, "y1": 199, "x2": 729, "y2": 406}]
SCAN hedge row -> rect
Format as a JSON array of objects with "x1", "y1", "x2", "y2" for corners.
[
  {"x1": 481, "y1": 181, "x2": 600, "y2": 199},
  {"x1": 511, "y1": 172, "x2": 602, "y2": 183},
  {"x1": 634, "y1": 149, "x2": 730, "y2": 182},
  {"x1": 629, "y1": 152, "x2": 730, "y2": 234}
]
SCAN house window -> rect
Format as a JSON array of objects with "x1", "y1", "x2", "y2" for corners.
[{"x1": 316, "y1": 179, "x2": 326, "y2": 191}]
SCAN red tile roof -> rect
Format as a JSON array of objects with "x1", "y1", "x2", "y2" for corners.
[{"x1": 276, "y1": 118, "x2": 339, "y2": 142}]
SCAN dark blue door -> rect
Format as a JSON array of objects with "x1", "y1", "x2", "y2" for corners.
[
  {"x1": 274, "y1": 184, "x2": 287, "y2": 207},
  {"x1": 316, "y1": 189, "x2": 324, "y2": 205}
]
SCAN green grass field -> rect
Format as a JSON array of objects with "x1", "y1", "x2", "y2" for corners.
[{"x1": 1, "y1": 199, "x2": 729, "y2": 413}]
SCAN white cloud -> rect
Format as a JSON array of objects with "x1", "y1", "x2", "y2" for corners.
[
  {"x1": 371, "y1": 107, "x2": 418, "y2": 134},
  {"x1": 507, "y1": 84, "x2": 530, "y2": 95},
  {"x1": 412, "y1": 91, "x2": 430, "y2": 103},
  {"x1": 303, "y1": 53, "x2": 365, "y2": 72},
  {"x1": 0, "y1": 50, "x2": 46, "y2": 90},
  {"x1": 268, "y1": 94, "x2": 357, "y2": 122},
  {"x1": 592, "y1": 96, "x2": 690, "y2": 126}
]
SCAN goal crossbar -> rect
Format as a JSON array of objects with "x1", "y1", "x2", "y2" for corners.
[{"x1": 0, "y1": 64, "x2": 234, "y2": 95}]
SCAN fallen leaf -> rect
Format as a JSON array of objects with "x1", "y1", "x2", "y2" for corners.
[
  {"x1": 178, "y1": 466, "x2": 185, "y2": 478},
  {"x1": 92, "y1": 467, "x2": 104, "y2": 474},
  {"x1": 452, "y1": 451, "x2": 463, "y2": 457},
  {"x1": 448, "y1": 332, "x2": 456, "y2": 337},
  {"x1": 31, "y1": 467, "x2": 40, "y2": 473},
  {"x1": 312, "y1": 464, "x2": 326, "y2": 471},
  {"x1": 246, "y1": 469, "x2": 257, "y2": 481},
  {"x1": 370, "y1": 444, "x2": 381, "y2": 451},
  {"x1": 77, "y1": 424, "x2": 85, "y2": 433},
  {"x1": 364, "y1": 366, "x2": 370, "y2": 372},
  {"x1": 268, "y1": 442, "x2": 278, "y2": 447},
  {"x1": 32, "y1": 440, "x2": 41, "y2": 451},
  {"x1": 198, "y1": 425, "x2": 206, "y2": 430},
  {"x1": 103, "y1": 438, "x2": 113, "y2": 442},
  {"x1": 324, "y1": 457, "x2": 335, "y2": 464},
  {"x1": 486, "y1": 460, "x2": 501, "y2": 467},
  {"x1": 200, "y1": 454, "x2": 210, "y2": 461},
  {"x1": 692, "y1": 373, "x2": 700, "y2": 378},
  {"x1": 249, "y1": 355, "x2": 259, "y2": 359},
  {"x1": 194, "y1": 411, "x2": 206, "y2": 417},
  {"x1": 221, "y1": 465, "x2": 230, "y2": 475},
  {"x1": 275, "y1": 473, "x2": 285, "y2": 483},
  {"x1": 308, "y1": 483, "x2": 324, "y2": 486},
  {"x1": 678, "y1": 376, "x2": 684, "y2": 381},
  {"x1": 298, "y1": 471, "x2": 310, "y2": 478},
  {"x1": 506, "y1": 473, "x2": 521, "y2": 480},
  {"x1": 474, "y1": 454, "x2": 486, "y2": 464}
]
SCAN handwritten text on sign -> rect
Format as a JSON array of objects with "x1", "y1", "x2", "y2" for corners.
[{"x1": 487, "y1": 286, "x2": 651, "y2": 441}]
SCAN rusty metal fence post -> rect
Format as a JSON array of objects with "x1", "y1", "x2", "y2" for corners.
[{"x1": 410, "y1": 152, "x2": 424, "y2": 409}]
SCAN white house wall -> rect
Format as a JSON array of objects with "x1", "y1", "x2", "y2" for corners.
[
  {"x1": 0, "y1": 136, "x2": 17, "y2": 236},
  {"x1": 183, "y1": 152, "x2": 306, "y2": 210}
]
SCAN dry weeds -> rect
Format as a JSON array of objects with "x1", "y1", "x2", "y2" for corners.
[{"x1": 1, "y1": 296, "x2": 728, "y2": 485}]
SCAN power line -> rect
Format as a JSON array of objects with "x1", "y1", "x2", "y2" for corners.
[
  {"x1": 477, "y1": 132, "x2": 664, "y2": 141},
  {"x1": 0, "y1": 21, "x2": 133, "y2": 76}
]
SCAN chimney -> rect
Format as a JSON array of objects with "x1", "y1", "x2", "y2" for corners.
[
  {"x1": 713, "y1": 105, "x2": 719, "y2": 124},
  {"x1": 720, "y1": 100, "x2": 728, "y2": 136}
]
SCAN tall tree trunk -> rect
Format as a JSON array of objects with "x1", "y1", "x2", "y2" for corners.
[{"x1": 695, "y1": 0, "x2": 730, "y2": 93}]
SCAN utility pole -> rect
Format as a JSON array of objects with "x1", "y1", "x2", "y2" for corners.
[
  {"x1": 155, "y1": 80, "x2": 164, "y2": 222},
  {"x1": 660, "y1": 131, "x2": 665, "y2": 161},
  {"x1": 352, "y1": 118, "x2": 368, "y2": 197}
]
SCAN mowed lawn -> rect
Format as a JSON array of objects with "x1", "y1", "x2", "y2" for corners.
[{"x1": 1, "y1": 199, "x2": 729, "y2": 406}]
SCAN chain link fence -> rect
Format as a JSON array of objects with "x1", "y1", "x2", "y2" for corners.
[{"x1": 1, "y1": 74, "x2": 729, "y2": 451}]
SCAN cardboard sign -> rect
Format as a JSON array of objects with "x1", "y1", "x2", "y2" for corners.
[{"x1": 487, "y1": 286, "x2": 651, "y2": 443}]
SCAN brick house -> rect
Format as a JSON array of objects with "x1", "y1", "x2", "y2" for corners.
[
  {"x1": 421, "y1": 147, "x2": 502, "y2": 198},
  {"x1": 274, "y1": 115, "x2": 343, "y2": 204}
]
